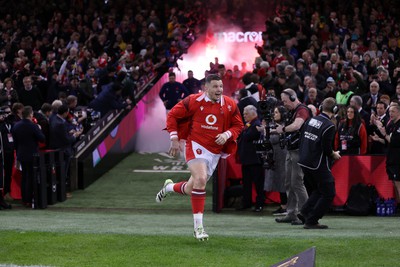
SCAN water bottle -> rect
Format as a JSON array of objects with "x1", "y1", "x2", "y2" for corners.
[
  {"x1": 375, "y1": 198, "x2": 381, "y2": 216},
  {"x1": 377, "y1": 199, "x2": 383, "y2": 216},
  {"x1": 388, "y1": 199, "x2": 395, "y2": 216},
  {"x1": 384, "y1": 199, "x2": 390, "y2": 216},
  {"x1": 380, "y1": 202, "x2": 386, "y2": 216}
]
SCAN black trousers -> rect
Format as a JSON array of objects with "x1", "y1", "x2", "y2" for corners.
[
  {"x1": 301, "y1": 167, "x2": 336, "y2": 225},
  {"x1": 241, "y1": 164, "x2": 265, "y2": 208},
  {"x1": 20, "y1": 161, "x2": 34, "y2": 204}
]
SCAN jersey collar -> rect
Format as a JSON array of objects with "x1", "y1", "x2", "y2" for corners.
[{"x1": 196, "y1": 93, "x2": 224, "y2": 106}]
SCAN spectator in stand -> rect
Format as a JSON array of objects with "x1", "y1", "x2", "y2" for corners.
[
  {"x1": 241, "y1": 72, "x2": 260, "y2": 101},
  {"x1": 183, "y1": 70, "x2": 201, "y2": 95},
  {"x1": 379, "y1": 49, "x2": 395, "y2": 76},
  {"x1": 350, "y1": 95, "x2": 371, "y2": 130},
  {"x1": 309, "y1": 63, "x2": 326, "y2": 91},
  {"x1": 322, "y1": 77, "x2": 337, "y2": 99},
  {"x1": 336, "y1": 78, "x2": 354, "y2": 106},
  {"x1": 97, "y1": 65, "x2": 117, "y2": 94},
  {"x1": 11, "y1": 106, "x2": 45, "y2": 207},
  {"x1": 349, "y1": 53, "x2": 367, "y2": 79},
  {"x1": 284, "y1": 65, "x2": 302, "y2": 92},
  {"x1": 271, "y1": 47, "x2": 286, "y2": 73},
  {"x1": 362, "y1": 81, "x2": 382, "y2": 114},
  {"x1": 78, "y1": 66, "x2": 96, "y2": 105},
  {"x1": 378, "y1": 68, "x2": 394, "y2": 96},
  {"x1": 304, "y1": 87, "x2": 322, "y2": 109},
  {"x1": 61, "y1": 75, "x2": 81, "y2": 97},
  {"x1": 0, "y1": 78, "x2": 19, "y2": 107},
  {"x1": 89, "y1": 80, "x2": 132, "y2": 117},
  {"x1": 335, "y1": 105, "x2": 368, "y2": 155},
  {"x1": 66, "y1": 95, "x2": 86, "y2": 134},
  {"x1": 369, "y1": 101, "x2": 390, "y2": 154},
  {"x1": 159, "y1": 72, "x2": 189, "y2": 112},
  {"x1": 17, "y1": 76, "x2": 43, "y2": 111},
  {"x1": 392, "y1": 83, "x2": 400, "y2": 102},
  {"x1": 296, "y1": 59, "x2": 310, "y2": 82}
]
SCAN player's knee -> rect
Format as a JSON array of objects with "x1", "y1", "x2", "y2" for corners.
[{"x1": 194, "y1": 176, "x2": 207, "y2": 188}]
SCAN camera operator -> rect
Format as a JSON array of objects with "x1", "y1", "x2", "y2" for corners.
[
  {"x1": 237, "y1": 105, "x2": 265, "y2": 212},
  {"x1": 297, "y1": 98, "x2": 341, "y2": 229},
  {"x1": 264, "y1": 105, "x2": 288, "y2": 216},
  {"x1": 275, "y1": 88, "x2": 311, "y2": 225}
]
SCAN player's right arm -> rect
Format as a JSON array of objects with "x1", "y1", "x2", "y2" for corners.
[{"x1": 166, "y1": 96, "x2": 192, "y2": 156}]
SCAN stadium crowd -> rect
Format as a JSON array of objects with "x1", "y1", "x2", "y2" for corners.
[
  {"x1": 210, "y1": 0, "x2": 400, "y2": 215},
  {"x1": 1, "y1": 0, "x2": 400, "y2": 213},
  {"x1": 157, "y1": 0, "x2": 400, "y2": 219},
  {"x1": 0, "y1": 0, "x2": 207, "y2": 207}
]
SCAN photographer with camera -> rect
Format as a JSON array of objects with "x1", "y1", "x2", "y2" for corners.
[
  {"x1": 275, "y1": 89, "x2": 311, "y2": 225},
  {"x1": 236, "y1": 105, "x2": 265, "y2": 212},
  {"x1": 297, "y1": 98, "x2": 341, "y2": 229},
  {"x1": 263, "y1": 105, "x2": 288, "y2": 216}
]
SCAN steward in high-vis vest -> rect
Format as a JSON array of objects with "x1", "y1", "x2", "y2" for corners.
[{"x1": 297, "y1": 97, "x2": 341, "y2": 229}]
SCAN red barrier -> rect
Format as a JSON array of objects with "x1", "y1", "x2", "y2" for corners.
[
  {"x1": 216, "y1": 155, "x2": 395, "y2": 212},
  {"x1": 331, "y1": 155, "x2": 394, "y2": 206}
]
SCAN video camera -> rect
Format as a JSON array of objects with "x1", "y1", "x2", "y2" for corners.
[{"x1": 254, "y1": 96, "x2": 278, "y2": 169}]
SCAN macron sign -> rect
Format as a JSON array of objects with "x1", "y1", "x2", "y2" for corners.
[{"x1": 214, "y1": 31, "x2": 262, "y2": 43}]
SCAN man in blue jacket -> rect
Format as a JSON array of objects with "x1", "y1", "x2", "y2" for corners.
[{"x1": 159, "y1": 72, "x2": 189, "y2": 111}]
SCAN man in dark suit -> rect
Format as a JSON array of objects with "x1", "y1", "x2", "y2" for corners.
[
  {"x1": 236, "y1": 105, "x2": 265, "y2": 212},
  {"x1": 49, "y1": 104, "x2": 82, "y2": 192},
  {"x1": 362, "y1": 81, "x2": 382, "y2": 115},
  {"x1": 12, "y1": 106, "x2": 45, "y2": 206},
  {"x1": 369, "y1": 101, "x2": 390, "y2": 154}
]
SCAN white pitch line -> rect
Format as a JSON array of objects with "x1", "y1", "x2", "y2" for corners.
[{"x1": 133, "y1": 170, "x2": 190, "y2": 173}]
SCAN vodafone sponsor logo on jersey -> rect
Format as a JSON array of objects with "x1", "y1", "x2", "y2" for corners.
[
  {"x1": 201, "y1": 114, "x2": 219, "y2": 130},
  {"x1": 214, "y1": 31, "x2": 262, "y2": 43}
]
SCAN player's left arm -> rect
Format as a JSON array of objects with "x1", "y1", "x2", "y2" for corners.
[{"x1": 215, "y1": 105, "x2": 244, "y2": 145}]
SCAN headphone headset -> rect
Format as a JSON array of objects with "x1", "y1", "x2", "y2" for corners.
[
  {"x1": 282, "y1": 90, "x2": 296, "y2": 102},
  {"x1": 319, "y1": 101, "x2": 338, "y2": 114}
]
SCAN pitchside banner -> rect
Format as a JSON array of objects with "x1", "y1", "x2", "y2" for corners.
[{"x1": 271, "y1": 247, "x2": 316, "y2": 267}]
